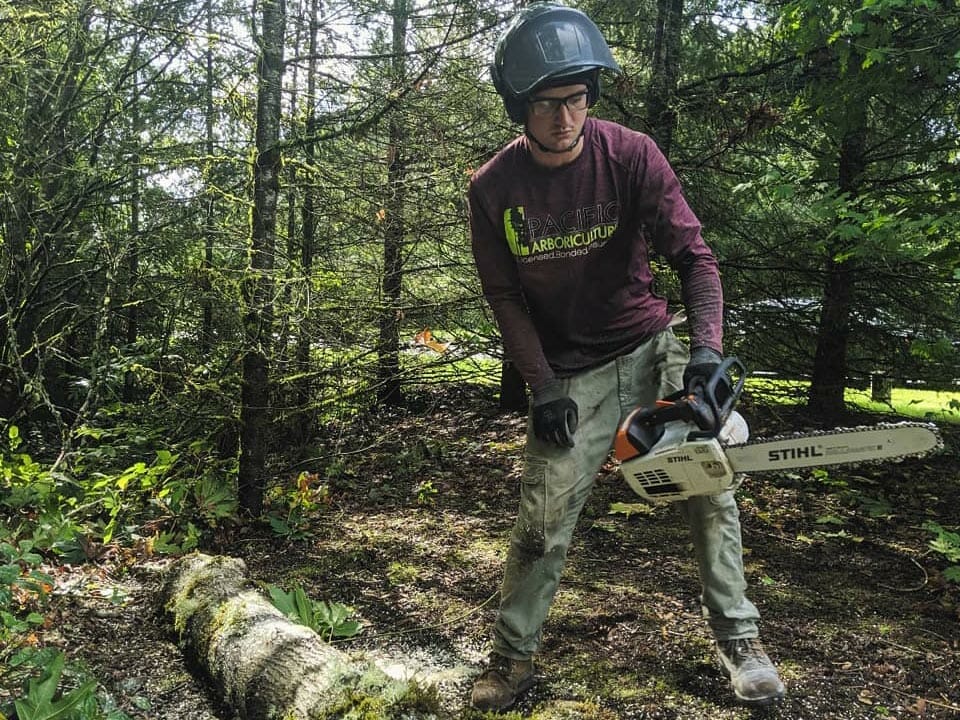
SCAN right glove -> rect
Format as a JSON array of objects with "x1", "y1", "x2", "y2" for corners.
[
  {"x1": 532, "y1": 381, "x2": 579, "y2": 448},
  {"x1": 683, "y1": 346, "x2": 723, "y2": 394}
]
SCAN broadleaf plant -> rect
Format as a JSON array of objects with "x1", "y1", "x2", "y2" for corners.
[
  {"x1": 13, "y1": 652, "x2": 97, "y2": 720},
  {"x1": 266, "y1": 583, "x2": 362, "y2": 642}
]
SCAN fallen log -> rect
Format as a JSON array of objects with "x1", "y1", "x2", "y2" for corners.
[{"x1": 160, "y1": 552, "x2": 440, "y2": 720}]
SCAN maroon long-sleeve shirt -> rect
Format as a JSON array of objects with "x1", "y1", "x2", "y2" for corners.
[{"x1": 469, "y1": 118, "x2": 723, "y2": 395}]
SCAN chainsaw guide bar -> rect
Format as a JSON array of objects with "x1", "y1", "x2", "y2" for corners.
[
  {"x1": 724, "y1": 421, "x2": 943, "y2": 474},
  {"x1": 614, "y1": 357, "x2": 945, "y2": 504}
]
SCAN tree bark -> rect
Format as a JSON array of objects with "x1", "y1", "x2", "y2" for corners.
[
  {"x1": 645, "y1": 0, "x2": 683, "y2": 157},
  {"x1": 239, "y1": 0, "x2": 286, "y2": 517},
  {"x1": 499, "y1": 360, "x2": 527, "y2": 412},
  {"x1": 376, "y1": 0, "x2": 410, "y2": 406},
  {"x1": 293, "y1": 0, "x2": 321, "y2": 439},
  {"x1": 807, "y1": 122, "x2": 867, "y2": 420},
  {"x1": 200, "y1": 0, "x2": 216, "y2": 356},
  {"x1": 160, "y1": 553, "x2": 439, "y2": 720}
]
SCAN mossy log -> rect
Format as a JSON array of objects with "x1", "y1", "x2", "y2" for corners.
[{"x1": 160, "y1": 552, "x2": 439, "y2": 720}]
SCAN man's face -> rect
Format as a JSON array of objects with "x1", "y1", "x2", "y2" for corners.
[{"x1": 525, "y1": 83, "x2": 589, "y2": 158}]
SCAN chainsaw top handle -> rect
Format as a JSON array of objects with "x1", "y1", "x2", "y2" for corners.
[
  {"x1": 614, "y1": 356, "x2": 747, "y2": 461},
  {"x1": 687, "y1": 355, "x2": 746, "y2": 437}
]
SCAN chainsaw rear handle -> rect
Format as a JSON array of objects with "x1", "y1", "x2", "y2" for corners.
[{"x1": 614, "y1": 356, "x2": 747, "y2": 461}]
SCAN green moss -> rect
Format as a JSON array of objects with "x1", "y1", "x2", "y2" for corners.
[
  {"x1": 164, "y1": 554, "x2": 259, "y2": 663},
  {"x1": 154, "y1": 669, "x2": 194, "y2": 693},
  {"x1": 312, "y1": 673, "x2": 440, "y2": 719},
  {"x1": 168, "y1": 594, "x2": 201, "y2": 635},
  {"x1": 386, "y1": 561, "x2": 421, "y2": 586},
  {"x1": 165, "y1": 555, "x2": 214, "y2": 635},
  {"x1": 457, "y1": 700, "x2": 617, "y2": 720},
  {"x1": 208, "y1": 594, "x2": 248, "y2": 637}
]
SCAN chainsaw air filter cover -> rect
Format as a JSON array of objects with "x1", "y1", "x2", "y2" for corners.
[{"x1": 619, "y1": 412, "x2": 748, "y2": 503}]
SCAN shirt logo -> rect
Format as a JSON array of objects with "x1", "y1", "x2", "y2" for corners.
[{"x1": 503, "y1": 202, "x2": 619, "y2": 262}]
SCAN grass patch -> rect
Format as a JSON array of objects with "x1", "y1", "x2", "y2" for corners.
[
  {"x1": 845, "y1": 386, "x2": 960, "y2": 422},
  {"x1": 746, "y1": 378, "x2": 960, "y2": 423}
]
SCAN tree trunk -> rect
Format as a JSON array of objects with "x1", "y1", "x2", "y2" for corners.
[
  {"x1": 124, "y1": 82, "x2": 141, "y2": 403},
  {"x1": 239, "y1": 0, "x2": 286, "y2": 517},
  {"x1": 807, "y1": 121, "x2": 867, "y2": 419},
  {"x1": 0, "y1": 2, "x2": 94, "y2": 425},
  {"x1": 808, "y1": 254, "x2": 854, "y2": 419},
  {"x1": 160, "y1": 553, "x2": 439, "y2": 720},
  {"x1": 200, "y1": 0, "x2": 216, "y2": 356},
  {"x1": 376, "y1": 0, "x2": 410, "y2": 407},
  {"x1": 295, "y1": 0, "x2": 321, "y2": 436},
  {"x1": 645, "y1": 0, "x2": 683, "y2": 157},
  {"x1": 499, "y1": 360, "x2": 527, "y2": 412}
]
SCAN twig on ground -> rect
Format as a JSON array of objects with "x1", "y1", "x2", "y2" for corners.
[
  {"x1": 877, "y1": 556, "x2": 928, "y2": 592},
  {"x1": 863, "y1": 681, "x2": 960, "y2": 714}
]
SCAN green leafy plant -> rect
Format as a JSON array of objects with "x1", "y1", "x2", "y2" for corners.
[
  {"x1": 855, "y1": 493, "x2": 894, "y2": 519},
  {"x1": 810, "y1": 467, "x2": 847, "y2": 488},
  {"x1": 148, "y1": 523, "x2": 200, "y2": 556},
  {"x1": 86, "y1": 448, "x2": 183, "y2": 544},
  {"x1": 12, "y1": 651, "x2": 97, "y2": 720},
  {"x1": 65, "y1": 414, "x2": 244, "y2": 550},
  {"x1": 266, "y1": 583, "x2": 362, "y2": 642},
  {"x1": 1, "y1": 426, "x2": 56, "y2": 512},
  {"x1": 267, "y1": 508, "x2": 313, "y2": 540},
  {"x1": 312, "y1": 600, "x2": 362, "y2": 642},
  {"x1": 416, "y1": 479, "x2": 437, "y2": 506},
  {"x1": 0, "y1": 538, "x2": 53, "y2": 638},
  {"x1": 387, "y1": 561, "x2": 420, "y2": 586},
  {"x1": 192, "y1": 475, "x2": 238, "y2": 526},
  {"x1": 266, "y1": 472, "x2": 329, "y2": 540},
  {"x1": 923, "y1": 521, "x2": 960, "y2": 582}
]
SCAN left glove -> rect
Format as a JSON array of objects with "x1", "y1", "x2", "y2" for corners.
[
  {"x1": 531, "y1": 381, "x2": 578, "y2": 448},
  {"x1": 683, "y1": 346, "x2": 723, "y2": 393}
]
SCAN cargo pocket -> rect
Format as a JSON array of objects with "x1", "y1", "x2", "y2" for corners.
[{"x1": 513, "y1": 456, "x2": 547, "y2": 558}]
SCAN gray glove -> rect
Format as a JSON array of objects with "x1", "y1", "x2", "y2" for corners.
[
  {"x1": 683, "y1": 346, "x2": 723, "y2": 393},
  {"x1": 532, "y1": 381, "x2": 578, "y2": 448}
]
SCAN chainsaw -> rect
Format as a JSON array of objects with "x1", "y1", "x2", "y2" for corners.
[{"x1": 613, "y1": 357, "x2": 943, "y2": 503}]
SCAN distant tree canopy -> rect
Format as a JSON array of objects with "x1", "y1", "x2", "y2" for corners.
[{"x1": 1, "y1": 0, "x2": 957, "y2": 499}]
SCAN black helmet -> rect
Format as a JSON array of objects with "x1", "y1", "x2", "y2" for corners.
[{"x1": 491, "y1": 2, "x2": 621, "y2": 123}]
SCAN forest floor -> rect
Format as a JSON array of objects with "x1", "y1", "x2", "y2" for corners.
[{"x1": 5, "y1": 385, "x2": 960, "y2": 720}]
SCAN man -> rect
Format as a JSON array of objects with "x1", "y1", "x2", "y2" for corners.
[{"x1": 467, "y1": 2, "x2": 785, "y2": 712}]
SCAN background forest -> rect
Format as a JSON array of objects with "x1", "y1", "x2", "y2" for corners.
[{"x1": 1, "y1": 0, "x2": 960, "y2": 717}]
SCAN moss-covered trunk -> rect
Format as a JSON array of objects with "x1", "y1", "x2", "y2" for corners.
[{"x1": 160, "y1": 553, "x2": 438, "y2": 719}]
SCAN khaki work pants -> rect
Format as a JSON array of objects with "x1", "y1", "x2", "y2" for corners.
[{"x1": 492, "y1": 329, "x2": 760, "y2": 660}]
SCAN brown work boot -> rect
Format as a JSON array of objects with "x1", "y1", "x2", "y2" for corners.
[
  {"x1": 470, "y1": 653, "x2": 536, "y2": 712},
  {"x1": 717, "y1": 638, "x2": 786, "y2": 705}
]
